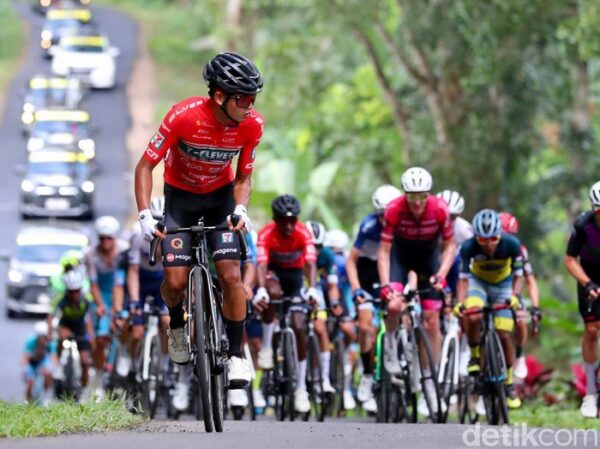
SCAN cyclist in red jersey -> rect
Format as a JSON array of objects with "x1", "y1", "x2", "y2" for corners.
[
  {"x1": 499, "y1": 212, "x2": 541, "y2": 382},
  {"x1": 134, "y1": 52, "x2": 264, "y2": 388},
  {"x1": 378, "y1": 167, "x2": 456, "y2": 415},
  {"x1": 252, "y1": 195, "x2": 320, "y2": 414}
]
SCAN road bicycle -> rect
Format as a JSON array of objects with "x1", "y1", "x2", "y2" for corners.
[
  {"x1": 149, "y1": 217, "x2": 246, "y2": 433},
  {"x1": 460, "y1": 299, "x2": 515, "y2": 425}
]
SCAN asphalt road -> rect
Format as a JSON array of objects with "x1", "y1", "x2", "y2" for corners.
[
  {"x1": 0, "y1": 0, "x2": 136, "y2": 402},
  {"x1": 2, "y1": 420, "x2": 599, "y2": 449}
]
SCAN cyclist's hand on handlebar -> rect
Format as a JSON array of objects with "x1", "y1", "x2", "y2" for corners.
[
  {"x1": 530, "y1": 306, "x2": 542, "y2": 336},
  {"x1": 95, "y1": 303, "x2": 106, "y2": 318},
  {"x1": 139, "y1": 209, "x2": 163, "y2": 242},
  {"x1": 584, "y1": 281, "x2": 600, "y2": 300},
  {"x1": 305, "y1": 286, "x2": 320, "y2": 305},
  {"x1": 228, "y1": 205, "x2": 249, "y2": 231},
  {"x1": 429, "y1": 274, "x2": 447, "y2": 291},
  {"x1": 352, "y1": 288, "x2": 371, "y2": 304},
  {"x1": 380, "y1": 283, "x2": 403, "y2": 302},
  {"x1": 452, "y1": 302, "x2": 464, "y2": 318},
  {"x1": 510, "y1": 294, "x2": 521, "y2": 310},
  {"x1": 252, "y1": 287, "x2": 270, "y2": 312}
]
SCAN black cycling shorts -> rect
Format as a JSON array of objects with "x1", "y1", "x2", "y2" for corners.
[
  {"x1": 578, "y1": 283, "x2": 600, "y2": 323},
  {"x1": 162, "y1": 183, "x2": 241, "y2": 267},
  {"x1": 390, "y1": 241, "x2": 444, "y2": 302},
  {"x1": 356, "y1": 256, "x2": 380, "y2": 299}
]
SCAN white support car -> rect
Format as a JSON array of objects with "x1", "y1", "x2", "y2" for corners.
[{"x1": 50, "y1": 35, "x2": 119, "y2": 89}]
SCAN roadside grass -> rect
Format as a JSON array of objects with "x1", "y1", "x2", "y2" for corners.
[
  {"x1": 0, "y1": 398, "x2": 144, "y2": 438},
  {"x1": 510, "y1": 400, "x2": 599, "y2": 430},
  {"x1": 0, "y1": 2, "x2": 25, "y2": 96}
]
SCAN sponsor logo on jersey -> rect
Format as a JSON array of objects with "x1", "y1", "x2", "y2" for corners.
[
  {"x1": 166, "y1": 253, "x2": 175, "y2": 263},
  {"x1": 171, "y1": 238, "x2": 184, "y2": 249},
  {"x1": 150, "y1": 131, "x2": 165, "y2": 149},
  {"x1": 145, "y1": 148, "x2": 160, "y2": 160},
  {"x1": 213, "y1": 247, "x2": 237, "y2": 256},
  {"x1": 222, "y1": 232, "x2": 234, "y2": 243},
  {"x1": 178, "y1": 141, "x2": 241, "y2": 162}
]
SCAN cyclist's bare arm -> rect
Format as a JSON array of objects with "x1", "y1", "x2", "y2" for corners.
[
  {"x1": 564, "y1": 255, "x2": 597, "y2": 297},
  {"x1": 345, "y1": 247, "x2": 362, "y2": 291},
  {"x1": 134, "y1": 157, "x2": 154, "y2": 213},
  {"x1": 90, "y1": 282, "x2": 105, "y2": 314},
  {"x1": 437, "y1": 238, "x2": 457, "y2": 279},
  {"x1": 233, "y1": 172, "x2": 251, "y2": 210},
  {"x1": 304, "y1": 260, "x2": 317, "y2": 288},
  {"x1": 377, "y1": 240, "x2": 393, "y2": 287},
  {"x1": 112, "y1": 284, "x2": 125, "y2": 315},
  {"x1": 256, "y1": 262, "x2": 268, "y2": 289},
  {"x1": 525, "y1": 273, "x2": 540, "y2": 308},
  {"x1": 242, "y1": 262, "x2": 256, "y2": 300},
  {"x1": 127, "y1": 263, "x2": 140, "y2": 302},
  {"x1": 456, "y1": 277, "x2": 468, "y2": 303}
]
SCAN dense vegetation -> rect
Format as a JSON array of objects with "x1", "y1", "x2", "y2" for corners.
[{"x1": 100, "y1": 1, "x2": 599, "y2": 375}]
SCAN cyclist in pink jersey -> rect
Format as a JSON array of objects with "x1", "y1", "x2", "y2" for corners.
[
  {"x1": 377, "y1": 167, "x2": 456, "y2": 415},
  {"x1": 134, "y1": 52, "x2": 264, "y2": 388}
]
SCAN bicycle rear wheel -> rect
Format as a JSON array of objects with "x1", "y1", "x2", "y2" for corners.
[
  {"x1": 305, "y1": 334, "x2": 325, "y2": 422},
  {"x1": 458, "y1": 375, "x2": 478, "y2": 424},
  {"x1": 329, "y1": 337, "x2": 345, "y2": 417},
  {"x1": 142, "y1": 335, "x2": 161, "y2": 418},
  {"x1": 193, "y1": 269, "x2": 214, "y2": 432},
  {"x1": 414, "y1": 328, "x2": 442, "y2": 423}
]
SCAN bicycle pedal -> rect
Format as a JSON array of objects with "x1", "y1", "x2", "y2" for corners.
[{"x1": 220, "y1": 336, "x2": 229, "y2": 353}]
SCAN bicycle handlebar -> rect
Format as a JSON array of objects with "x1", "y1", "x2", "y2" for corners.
[
  {"x1": 148, "y1": 215, "x2": 248, "y2": 266},
  {"x1": 460, "y1": 298, "x2": 514, "y2": 316}
]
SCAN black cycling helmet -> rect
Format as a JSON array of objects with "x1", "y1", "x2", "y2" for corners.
[
  {"x1": 203, "y1": 52, "x2": 263, "y2": 95},
  {"x1": 271, "y1": 194, "x2": 301, "y2": 218}
]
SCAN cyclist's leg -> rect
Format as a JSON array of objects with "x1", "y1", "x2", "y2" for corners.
[
  {"x1": 577, "y1": 282, "x2": 600, "y2": 416},
  {"x1": 23, "y1": 364, "x2": 36, "y2": 402},
  {"x1": 462, "y1": 277, "x2": 487, "y2": 374},
  {"x1": 75, "y1": 335, "x2": 92, "y2": 387}
]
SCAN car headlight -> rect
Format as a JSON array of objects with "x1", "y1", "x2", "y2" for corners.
[
  {"x1": 28, "y1": 138, "x2": 44, "y2": 152},
  {"x1": 41, "y1": 30, "x2": 52, "y2": 41},
  {"x1": 81, "y1": 181, "x2": 95, "y2": 193},
  {"x1": 21, "y1": 111, "x2": 34, "y2": 125},
  {"x1": 8, "y1": 269, "x2": 23, "y2": 284},
  {"x1": 21, "y1": 180, "x2": 35, "y2": 192},
  {"x1": 78, "y1": 139, "x2": 95, "y2": 158}
]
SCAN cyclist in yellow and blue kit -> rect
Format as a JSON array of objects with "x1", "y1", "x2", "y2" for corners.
[{"x1": 455, "y1": 209, "x2": 523, "y2": 409}]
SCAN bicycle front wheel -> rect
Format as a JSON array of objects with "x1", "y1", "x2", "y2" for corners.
[
  {"x1": 142, "y1": 334, "x2": 161, "y2": 418},
  {"x1": 193, "y1": 269, "x2": 214, "y2": 432},
  {"x1": 208, "y1": 310, "x2": 225, "y2": 432},
  {"x1": 306, "y1": 334, "x2": 325, "y2": 422},
  {"x1": 438, "y1": 336, "x2": 457, "y2": 423},
  {"x1": 483, "y1": 330, "x2": 509, "y2": 425},
  {"x1": 414, "y1": 327, "x2": 442, "y2": 423}
]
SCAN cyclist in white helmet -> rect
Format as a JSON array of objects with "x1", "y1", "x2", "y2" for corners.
[
  {"x1": 436, "y1": 190, "x2": 473, "y2": 297},
  {"x1": 22, "y1": 321, "x2": 56, "y2": 405},
  {"x1": 346, "y1": 183, "x2": 401, "y2": 412},
  {"x1": 85, "y1": 215, "x2": 129, "y2": 399},
  {"x1": 378, "y1": 167, "x2": 456, "y2": 417}
]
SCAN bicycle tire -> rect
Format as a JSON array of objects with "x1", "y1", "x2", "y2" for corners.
[
  {"x1": 439, "y1": 337, "x2": 457, "y2": 423},
  {"x1": 486, "y1": 330, "x2": 509, "y2": 425},
  {"x1": 208, "y1": 302, "x2": 224, "y2": 432},
  {"x1": 376, "y1": 365, "x2": 392, "y2": 423},
  {"x1": 458, "y1": 375, "x2": 478, "y2": 424},
  {"x1": 272, "y1": 332, "x2": 286, "y2": 421},
  {"x1": 329, "y1": 338, "x2": 345, "y2": 417},
  {"x1": 414, "y1": 327, "x2": 442, "y2": 423},
  {"x1": 305, "y1": 334, "x2": 325, "y2": 422},
  {"x1": 283, "y1": 330, "x2": 298, "y2": 421},
  {"x1": 65, "y1": 349, "x2": 76, "y2": 399},
  {"x1": 396, "y1": 333, "x2": 417, "y2": 423},
  {"x1": 143, "y1": 334, "x2": 161, "y2": 418},
  {"x1": 193, "y1": 269, "x2": 214, "y2": 432}
]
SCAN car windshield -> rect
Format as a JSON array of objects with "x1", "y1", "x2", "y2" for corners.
[
  {"x1": 28, "y1": 161, "x2": 90, "y2": 177},
  {"x1": 47, "y1": 18, "x2": 85, "y2": 31},
  {"x1": 16, "y1": 244, "x2": 83, "y2": 263},
  {"x1": 27, "y1": 88, "x2": 68, "y2": 105},
  {"x1": 62, "y1": 44, "x2": 104, "y2": 53},
  {"x1": 33, "y1": 120, "x2": 88, "y2": 136}
]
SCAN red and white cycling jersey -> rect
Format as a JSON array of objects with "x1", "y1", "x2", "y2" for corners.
[
  {"x1": 143, "y1": 96, "x2": 264, "y2": 194},
  {"x1": 256, "y1": 222, "x2": 317, "y2": 270},
  {"x1": 381, "y1": 195, "x2": 454, "y2": 248}
]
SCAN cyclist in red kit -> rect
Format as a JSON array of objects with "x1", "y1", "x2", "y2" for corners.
[{"x1": 134, "y1": 52, "x2": 264, "y2": 388}]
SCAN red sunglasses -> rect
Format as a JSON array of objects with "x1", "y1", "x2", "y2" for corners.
[
  {"x1": 231, "y1": 94, "x2": 256, "y2": 109},
  {"x1": 476, "y1": 235, "x2": 501, "y2": 244}
]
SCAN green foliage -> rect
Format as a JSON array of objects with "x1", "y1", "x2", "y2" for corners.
[
  {"x1": 0, "y1": 398, "x2": 144, "y2": 437},
  {"x1": 511, "y1": 400, "x2": 598, "y2": 430},
  {"x1": 0, "y1": 2, "x2": 23, "y2": 60}
]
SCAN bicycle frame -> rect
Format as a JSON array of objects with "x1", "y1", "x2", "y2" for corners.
[{"x1": 438, "y1": 315, "x2": 461, "y2": 387}]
